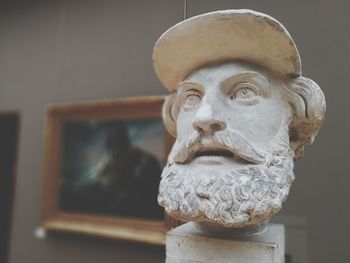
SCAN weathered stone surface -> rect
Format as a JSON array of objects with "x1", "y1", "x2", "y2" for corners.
[
  {"x1": 166, "y1": 222, "x2": 285, "y2": 263},
  {"x1": 153, "y1": 9, "x2": 326, "y2": 230}
]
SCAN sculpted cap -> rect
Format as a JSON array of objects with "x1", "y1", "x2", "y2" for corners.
[{"x1": 153, "y1": 9, "x2": 301, "y2": 91}]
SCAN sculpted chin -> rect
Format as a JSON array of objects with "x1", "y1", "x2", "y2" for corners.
[{"x1": 158, "y1": 126, "x2": 295, "y2": 227}]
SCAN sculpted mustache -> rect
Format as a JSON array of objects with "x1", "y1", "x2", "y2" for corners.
[{"x1": 173, "y1": 130, "x2": 266, "y2": 164}]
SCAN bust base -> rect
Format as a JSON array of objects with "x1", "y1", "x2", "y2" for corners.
[{"x1": 166, "y1": 222, "x2": 285, "y2": 263}]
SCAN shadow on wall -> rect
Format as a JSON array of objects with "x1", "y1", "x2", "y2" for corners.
[{"x1": 0, "y1": 112, "x2": 20, "y2": 263}]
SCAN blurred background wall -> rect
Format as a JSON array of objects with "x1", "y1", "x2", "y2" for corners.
[{"x1": 0, "y1": 0, "x2": 348, "y2": 262}]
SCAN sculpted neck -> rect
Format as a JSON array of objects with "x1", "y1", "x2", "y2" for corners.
[{"x1": 193, "y1": 220, "x2": 268, "y2": 237}]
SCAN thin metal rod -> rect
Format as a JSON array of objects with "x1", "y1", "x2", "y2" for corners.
[{"x1": 183, "y1": 0, "x2": 187, "y2": 20}]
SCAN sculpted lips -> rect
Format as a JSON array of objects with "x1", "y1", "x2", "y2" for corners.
[
  {"x1": 194, "y1": 147, "x2": 234, "y2": 158},
  {"x1": 170, "y1": 130, "x2": 267, "y2": 165},
  {"x1": 189, "y1": 144, "x2": 254, "y2": 164}
]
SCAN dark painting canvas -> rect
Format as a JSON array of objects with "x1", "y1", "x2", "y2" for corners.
[{"x1": 59, "y1": 118, "x2": 165, "y2": 220}]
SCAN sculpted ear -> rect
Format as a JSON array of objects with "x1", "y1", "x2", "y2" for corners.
[
  {"x1": 287, "y1": 76, "x2": 326, "y2": 159},
  {"x1": 162, "y1": 92, "x2": 178, "y2": 137}
]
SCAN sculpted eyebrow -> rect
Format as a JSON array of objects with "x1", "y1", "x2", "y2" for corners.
[
  {"x1": 221, "y1": 72, "x2": 270, "y2": 93},
  {"x1": 178, "y1": 82, "x2": 203, "y2": 92}
]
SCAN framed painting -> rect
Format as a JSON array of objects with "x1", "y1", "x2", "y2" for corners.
[{"x1": 41, "y1": 96, "x2": 173, "y2": 245}]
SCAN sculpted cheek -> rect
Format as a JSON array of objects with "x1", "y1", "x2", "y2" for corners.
[
  {"x1": 176, "y1": 110, "x2": 197, "y2": 138},
  {"x1": 228, "y1": 100, "x2": 287, "y2": 145}
]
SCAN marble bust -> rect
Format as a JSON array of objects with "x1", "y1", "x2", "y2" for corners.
[{"x1": 153, "y1": 10, "x2": 326, "y2": 230}]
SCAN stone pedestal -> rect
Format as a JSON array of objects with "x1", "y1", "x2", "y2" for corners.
[{"x1": 166, "y1": 222, "x2": 285, "y2": 263}]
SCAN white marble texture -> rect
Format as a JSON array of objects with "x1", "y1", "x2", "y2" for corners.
[
  {"x1": 153, "y1": 9, "x2": 326, "y2": 230},
  {"x1": 166, "y1": 222, "x2": 285, "y2": 263}
]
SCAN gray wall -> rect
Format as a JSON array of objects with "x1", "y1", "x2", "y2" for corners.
[{"x1": 0, "y1": 0, "x2": 349, "y2": 262}]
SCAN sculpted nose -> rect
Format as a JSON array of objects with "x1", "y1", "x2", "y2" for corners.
[{"x1": 193, "y1": 102, "x2": 226, "y2": 135}]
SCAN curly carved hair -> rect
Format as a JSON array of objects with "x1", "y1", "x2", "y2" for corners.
[{"x1": 281, "y1": 76, "x2": 326, "y2": 159}]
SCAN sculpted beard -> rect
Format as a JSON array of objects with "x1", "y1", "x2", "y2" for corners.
[{"x1": 158, "y1": 127, "x2": 295, "y2": 227}]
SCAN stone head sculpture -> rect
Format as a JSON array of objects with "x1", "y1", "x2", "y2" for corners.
[{"x1": 153, "y1": 10, "x2": 326, "y2": 231}]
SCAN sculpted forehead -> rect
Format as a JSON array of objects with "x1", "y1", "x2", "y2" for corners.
[{"x1": 183, "y1": 62, "x2": 271, "y2": 85}]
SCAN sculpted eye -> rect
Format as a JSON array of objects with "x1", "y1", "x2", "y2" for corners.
[
  {"x1": 184, "y1": 94, "x2": 201, "y2": 108},
  {"x1": 229, "y1": 83, "x2": 259, "y2": 100},
  {"x1": 235, "y1": 87, "x2": 257, "y2": 99}
]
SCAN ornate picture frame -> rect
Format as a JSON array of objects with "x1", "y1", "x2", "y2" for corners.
[{"x1": 41, "y1": 96, "x2": 172, "y2": 245}]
